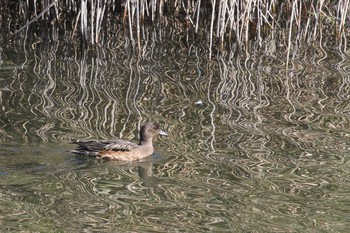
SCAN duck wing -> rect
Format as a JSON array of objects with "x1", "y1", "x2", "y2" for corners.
[
  {"x1": 105, "y1": 140, "x2": 138, "y2": 151},
  {"x1": 70, "y1": 140, "x2": 138, "y2": 156}
]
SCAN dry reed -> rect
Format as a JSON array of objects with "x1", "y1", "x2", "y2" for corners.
[{"x1": 0, "y1": 0, "x2": 349, "y2": 55}]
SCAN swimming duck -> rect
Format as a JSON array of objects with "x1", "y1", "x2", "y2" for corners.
[{"x1": 70, "y1": 121, "x2": 168, "y2": 161}]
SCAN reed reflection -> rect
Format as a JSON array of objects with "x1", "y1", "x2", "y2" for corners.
[{"x1": 0, "y1": 34, "x2": 350, "y2": 232}]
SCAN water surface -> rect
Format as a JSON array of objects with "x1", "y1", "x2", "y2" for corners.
[{"x1": 1, "y1": 41, "x2": 350, "y2": 232}]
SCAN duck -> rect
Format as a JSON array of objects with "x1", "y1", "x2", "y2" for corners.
[{"x1": 70, "y1": 121, "x2": 168, "y2": 161}]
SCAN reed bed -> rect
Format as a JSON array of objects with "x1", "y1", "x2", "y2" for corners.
[{"x1": 0, "y1": 0, "x2": 349, "y2": 55}]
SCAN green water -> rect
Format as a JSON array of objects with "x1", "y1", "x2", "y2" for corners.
[{"x1": 0, "y1": 41, "x2": 350, "y2": 232}]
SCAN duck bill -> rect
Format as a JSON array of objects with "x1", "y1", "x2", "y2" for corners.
[{"x1": 159, "y1": 130, "x2": 168, "y2": 136}]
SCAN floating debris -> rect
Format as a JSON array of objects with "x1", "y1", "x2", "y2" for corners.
[{"x1": 195, "y1": 100, "x2": 203, "y2": 105}]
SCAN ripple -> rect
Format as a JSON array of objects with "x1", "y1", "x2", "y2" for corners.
[{"x1": 0, "y1": 40, "x2": 350, "y2": 232}]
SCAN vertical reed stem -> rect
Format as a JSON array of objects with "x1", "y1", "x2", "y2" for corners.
[
  {"x1": 127, "y1": 0, "x2": 134, "y2": 44},
  {"x1": 286, "y1": 0, "x2": 297, "y2": 70},
  {"x1": 209, "y1": 0, "x2": 216, "y2": 59},
  {"x1": 137, "y1": 0, "x2": 140, "y2": 50}
]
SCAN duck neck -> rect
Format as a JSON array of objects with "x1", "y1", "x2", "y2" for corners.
[
  {"x1": 139, "y1": 138, "x2": 152, "y2": 146},
  {"x1": 139, "y1": 131, "x2": 153, "y2": 146}
]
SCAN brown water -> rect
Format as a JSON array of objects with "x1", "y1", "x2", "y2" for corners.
[{"x1": 1, "y1": 40, "x2": 350, "y2": 232}]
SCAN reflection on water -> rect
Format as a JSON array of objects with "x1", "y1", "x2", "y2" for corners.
[{"x1": 1, "y1": 41, "x2": 350, "y2": 232}]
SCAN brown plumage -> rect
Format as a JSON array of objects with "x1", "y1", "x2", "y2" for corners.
[{"x1": 70, "y1": 122, "x2": 168, "y2": 161}]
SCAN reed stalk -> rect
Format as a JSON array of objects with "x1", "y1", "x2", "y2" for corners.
[
  {"x1": 209, "y1": 0, "x2": 216, "y2": 58},
  {"x1": 0, "y1": 0, "x2": 349, "y2": 55}
]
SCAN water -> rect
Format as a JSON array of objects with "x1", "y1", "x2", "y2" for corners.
[{"x1": 1, "y1": 40, "x2": 350, "y2": 232}]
